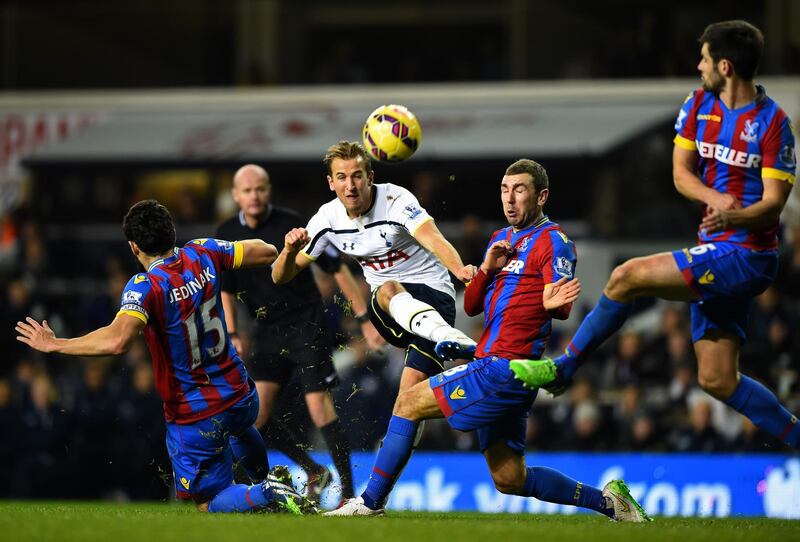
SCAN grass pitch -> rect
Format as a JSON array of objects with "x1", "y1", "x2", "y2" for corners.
[{"x1": 0, "y1": 502, "x2": 795, "y2": 542}]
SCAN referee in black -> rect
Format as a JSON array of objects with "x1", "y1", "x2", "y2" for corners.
[{"x1": 216, "y1": 164, "x2": 384, "y2": 504}]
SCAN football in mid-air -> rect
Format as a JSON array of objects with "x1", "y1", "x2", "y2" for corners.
[{"x1": 362, "y1": 104, "x2": 422, "y2": 163}]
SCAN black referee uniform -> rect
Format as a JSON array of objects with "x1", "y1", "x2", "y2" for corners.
[
  {"x1": 216, "y1": 205, "x2": 355, "y2": 499},
  {"x1": 216, "y1": 207, "x2": 342, "y2": 391}
]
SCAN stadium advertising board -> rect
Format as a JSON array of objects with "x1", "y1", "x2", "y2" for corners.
[{"x1": 270, "y1": 452, "x2": 800, "y2": 518}]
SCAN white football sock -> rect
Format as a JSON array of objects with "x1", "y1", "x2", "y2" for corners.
[{"x1": 388, "y1": 291, "x2": 453, "y2": 342}]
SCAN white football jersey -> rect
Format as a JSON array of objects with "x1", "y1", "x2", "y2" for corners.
[{"x1": 301, "y1": 183, "x2": 455, "y2": 298}]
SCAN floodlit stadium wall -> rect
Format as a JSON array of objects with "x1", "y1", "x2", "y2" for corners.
[
  {"x1": 2, "y1": 77, "x2": 799, "y2": 175},
  {"x1": 271, "y1": 452, "x2": 800, "y2": 518}
]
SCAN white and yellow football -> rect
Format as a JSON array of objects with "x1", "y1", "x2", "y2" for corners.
[{"x1": 362, "y1": 104, "x2": 422, "y2": 163}]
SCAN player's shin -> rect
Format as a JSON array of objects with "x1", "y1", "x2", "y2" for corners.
[
  {"x1": 725, "y1": 374, "x2": 800, "y2": 448},
  {"x1": 361, "y1": 415, "x2": 419, "y2": 510},
  {"x1": 262, "y1": 417, "x2": 325, "y2": 475},
  {"x1": 320, "y1": 419, "x2": 354, "y2": 499},
  {"x1": 207, "y1": 483, "x2": 278, "y2": 513},
  {"x1": 523, "y1": 466, "x2": 614, "y2": 518},
  {"x1": 558, "y1": 294, "x2": 632, "y2": 378}
]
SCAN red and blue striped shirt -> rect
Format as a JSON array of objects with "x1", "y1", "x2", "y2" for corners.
[
  {"x1": 117, "y1": 238, "x2": 247, "y2": 424},
  {"x1": 674, "y1": 85, "x2": 796, "y2": 250},
  {"x1": 464, "y1": 217, "x2": 577, "y2": 360}
]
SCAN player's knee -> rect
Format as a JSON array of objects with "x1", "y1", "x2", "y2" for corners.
[
  {"x1": 254, "y1": 408, "x2": 271, "y2": 430},
  {"x1": 606, "y1": 260, "x2": 640, "y2": 298},
  {"x1": 698, "y1": 372, "x2": 737, "y2": 400},
  {"x1": 492, "y1": 474, "x2": 524, "y2": 495},
  {"x1": 377, "y1": 281, "x2": 405, "y2": 311},
  {"x1": 392, "y1": 389, "x2": 420, "y2": 420},
  {"x1": 196, "y1": 501, "x2": 210, "y2": 513},
  {"x1": 308, "y1": 405, "x2": 337, "y2": 427}
]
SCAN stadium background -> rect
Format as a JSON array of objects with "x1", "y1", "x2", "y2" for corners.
[{"x1": 1, "y1": 0, "x2": 799, "y2": 518}]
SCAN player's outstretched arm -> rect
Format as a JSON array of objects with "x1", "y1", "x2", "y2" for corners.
[
  {"x1": 332, "y1": 264, "x2": 386, "y2": 350},
  {"x1": 238, "y1": 239, "x2": 278, "y2": 268},
  {"x1": 701, "y1": 177, "x2": 793, "y2": 234},
  {"x1": 271, "y1": 227, "x2": 313, "y2": 284},
  {"x1": 15, "y1": 313, "x2": 144, "y2": 357},
  {"x1": 543, "y1": 276, "x2": 581, "y2": 320},
  {"x1": 412, "y1": 220, "x2": 477, "y2": 283},
  {"x1": 673, "y1": 146, "x2": 740, "y2": 210}
]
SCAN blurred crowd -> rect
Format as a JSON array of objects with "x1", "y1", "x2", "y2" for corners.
[{"x1": 1, "y1": 203, "x2": 799, "y2": 500}]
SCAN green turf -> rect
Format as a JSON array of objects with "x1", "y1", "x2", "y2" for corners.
[{"x1": 0, "y1": 502, "x2": 796, "y2": 542}]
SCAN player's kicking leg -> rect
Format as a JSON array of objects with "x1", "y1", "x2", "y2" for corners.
[
  {"x1": 375, "y1": 281, "x2": 476, "y2": 361},
  {"x1": 325, "y1": 373, "x2": 442, "y2": 516},
  {"x1": 511, "y1": 251, "x2": 696, "y2": 393},
  {"x1": 483, "y1": 442, "x2": 650, "y2": 522}
]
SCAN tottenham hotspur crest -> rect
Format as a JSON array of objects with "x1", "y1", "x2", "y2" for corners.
[{"x1": 740, "y1": 119, "x2": 759, "y2": 143}]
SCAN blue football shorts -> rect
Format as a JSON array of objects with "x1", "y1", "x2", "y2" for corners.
[
  {"x1": 430, "y1": 356, "x2": 538, "y2": 454},
  {"x1": 672, "y1": 241, "x2": 778, "y2": 343},
  {"x1": 165, "y1": 382, "x2": 260, "y2": 502}
]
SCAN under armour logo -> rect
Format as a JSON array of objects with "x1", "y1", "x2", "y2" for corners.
[
  {"x1": 342, "y1": 242, "x2": 355, "y2": 251},
  {"x1": 379, "y1": 230, "x2": 392, "y2": 247}
]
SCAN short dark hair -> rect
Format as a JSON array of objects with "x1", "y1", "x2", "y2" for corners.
[
  {"x1": 323, "y1": 140, "x2": 373, "y2": 175},
  {"x1": 699, "y1": 20, "x2": 764, "y2": 81},
  {"x1": 122, "y1": 200, "x2": 176, "y2": 255},
  {"x1": 505, "y1": 159, "x2": 549, "y2": 192}
]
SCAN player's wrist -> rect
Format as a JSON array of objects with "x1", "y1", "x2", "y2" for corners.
[{"x1": 355, "y1": 312, "x2": 370, "y2": 324}]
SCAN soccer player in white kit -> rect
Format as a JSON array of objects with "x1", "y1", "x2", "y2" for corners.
[{"x1": 272, "y1": 140, "x2": 477, "y2": 413}]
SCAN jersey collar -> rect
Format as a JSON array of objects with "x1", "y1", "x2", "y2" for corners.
[
  {"x1": 147, "y1": 247, "x2": 180, "y2": 272},
  {"x1": 238, "y1": 205, "x2": 273, "y2": 229},
  {"x1": 511, "y1": 214, "x2": 549, "y2": 237},
  {"x1": 719, "y1": 84, "x2": 766, "y2": 114}
]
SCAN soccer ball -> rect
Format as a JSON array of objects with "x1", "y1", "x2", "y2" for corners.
[{"x1": 362, "y1": 104, "x2": 422, "y2": 163}]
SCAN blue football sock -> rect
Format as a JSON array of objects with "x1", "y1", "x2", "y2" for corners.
[
  {"x1": 361, "y1": 416, "x2": 419, "y2": 510},
  {"x1": 725, "y1": 374, "x2": 800, "y2": 449},
  {"x1": 207, "y1": 482, "x2": 277, "y2": 513},
  {"x1": 230, "y1": 425, "x2": 270, "y2": 483},
  {"x1": 557, "y1": 294, "x2": 632, "y2": 379},
  {"x1": 523, "y1": 466, "x2": 612, "y2": 518}
]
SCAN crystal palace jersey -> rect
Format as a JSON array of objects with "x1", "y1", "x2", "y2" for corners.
[
  {"x1": 117, "y1": 238, "x2": 248, "y2": 424},
  {"x1": 674, "y1": 85, "x2": 797, "y2": 250},
  {"x1": 301, "y1": 182, "x2": 455, "y2": 298},
  {"x1": 468, "y1": 217, "x2": 577, "y2": 360}
]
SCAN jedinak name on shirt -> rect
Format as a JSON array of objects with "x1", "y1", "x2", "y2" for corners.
[{"x1": 168, "y1": 267, "x2": 216, "y2": 303}]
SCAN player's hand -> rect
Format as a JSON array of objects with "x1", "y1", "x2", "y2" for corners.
[
  {"x1": 283, "y1": 228, "x2": 310, "y2": 254},
  {"x1": 542, "y1": 277, "x2": 581, "y2": 310},
  {"x1": 706, "y1": 192, "x2": 740, "y2": 211},
  {"x1": 15, "y1": 317, "x2": 57, "y2": 353},
  {"x1": 455, "y1": 264, "x2": 478, "y2": 283},
  {"x1": 700, "y1": 206, "x2": 730, "y2": 235},
  {"x1": 361, "y1": 321, "x2": 386, "y2": 351},
  {"x1": 480, "y1": 240, "x2": 513, "y2": 274}
]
